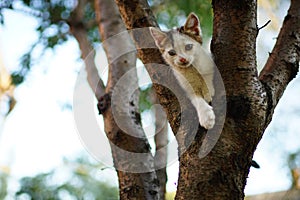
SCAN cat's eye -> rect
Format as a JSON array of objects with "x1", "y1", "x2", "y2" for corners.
[
  {"x1": 168, "y1": 50, "x2": 176, "y2": 56},
  {"x1": 185, "y1": 44, "x2": 193, "y2": 51}
]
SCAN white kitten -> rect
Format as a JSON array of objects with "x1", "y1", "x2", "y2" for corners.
[{"x1": 150, "y1": 13, "x2": 215, "y2": 129}]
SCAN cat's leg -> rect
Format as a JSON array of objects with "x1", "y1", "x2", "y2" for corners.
[{"x1": 191, "y1": 96, "x2": 215, "y2": 129}]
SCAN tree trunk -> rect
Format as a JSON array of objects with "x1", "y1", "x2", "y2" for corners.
[
  {"x1": 94, "y1": 0, "x2": 160, "y2": 199},
  {"x1": 70, "y1": 0, "x2": 161, "y2": 199},
  {"x1": 115, "y1": 0, "x2": 300, "y2": 199}
]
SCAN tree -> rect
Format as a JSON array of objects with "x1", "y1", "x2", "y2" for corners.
[
  {"x1": 114, "y1": 0, "x2": 299, "y2": 199},
  {"x1": 1, "y1": 0, "x2": 299, "y2": 199}
]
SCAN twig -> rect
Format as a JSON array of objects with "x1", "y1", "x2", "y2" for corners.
[{"x1": 258, "y1": 20, "x2": 271, "y2": 31}]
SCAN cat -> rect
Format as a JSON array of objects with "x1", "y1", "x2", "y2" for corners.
[{"x1": 150, "y1": 13, "x2": 215, "y2": 129}]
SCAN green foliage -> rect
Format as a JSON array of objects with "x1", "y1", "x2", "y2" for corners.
[
  {"x1": 139, "y1": 86, "x2": 154, "y2": 113},
  {"x1": 2, "y1": 0, "x2": 213, "y2": 86},
  {"x1": 11, "y1": 53, "x2": 31, "y2": 85},
  {"x1": 15, "y1": 156, "x2": 118, "y2": 200},
  {"x1": 151, "y1": 0, "x2": 213, "y2": 41},
  {"x1": 16, "y1": 172, "x2": 61, "y2": 199},
  {"x1": 0, "y1": 0, "x2": 98, "y2": 85}
]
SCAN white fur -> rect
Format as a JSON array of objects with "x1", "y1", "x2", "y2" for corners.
[
  {"x1": 167, "y1": 34, "x2": 215, "y2": 128},
  {"x1": 191, "y1": 96, "x2": 215, "y2": 129},
  {"x1": 167, "y1": 33, "x2": 215, "y2": 97},
  {"x1": 150, "y1": 28, "x2": 216, "y2": 129}
]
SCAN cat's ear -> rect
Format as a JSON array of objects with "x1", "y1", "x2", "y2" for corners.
[
  {"x1": 150, "y1": 27, "x2": 168, "y2": 49},
  {"x1": 184, "y1": 13, "x2": 202, "y2": 38}
]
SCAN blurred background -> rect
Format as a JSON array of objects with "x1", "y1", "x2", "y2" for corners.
[{"x1": 0, "y1": 0, "x2": 299, "y2": 199}]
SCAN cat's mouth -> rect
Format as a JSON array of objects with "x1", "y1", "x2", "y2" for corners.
[{"x1": 176, "y1": 59, "x2": 192, "y2": 68}]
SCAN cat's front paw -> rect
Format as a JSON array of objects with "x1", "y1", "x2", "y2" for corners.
[{"x1": 199, "y1": 107, "x2": 215, "y2": 129}]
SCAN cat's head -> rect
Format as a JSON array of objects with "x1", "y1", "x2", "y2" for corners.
[{"x1": 150, "y1": 13, "x2": 203, "y2": 68}]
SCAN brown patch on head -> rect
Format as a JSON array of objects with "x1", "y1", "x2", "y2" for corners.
[
  {"x1": 177, "y1": 13, "x2": 203, "y2": 44},
  {"x1": 178, "y1": 26, "x2": 203, "y2": 44}
]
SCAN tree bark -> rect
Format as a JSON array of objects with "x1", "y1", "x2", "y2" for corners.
[
  {"x1": 68, "y1": 0, "x2": 105, "y2": 100},
  {"x1": 115, "y1": 0, "x2": 300, "y2": 199},
  {"x1": 70, "y1": 0, "x2": 161, "y2": 199},
  {"x1": 94, "y1": 0, "x2": 160, "y2": 199},
  {"x1": 259, "y1": 0, "x2": 300, "y2": 128}
]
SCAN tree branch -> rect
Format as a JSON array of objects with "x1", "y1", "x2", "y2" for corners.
[
  {"x1": 69, "y1": 0, "x2": 105, "y2": 100},
  {"x1": 257, "y1": 20, "x2": 271, "y2": 32},
  {"x1": 259, "y1": 0, "x2": 300, "y2": 126}
]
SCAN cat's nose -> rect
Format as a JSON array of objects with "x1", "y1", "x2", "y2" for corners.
[{"x1": 179, "y1": 57, "x2": 187, "y2": 63}]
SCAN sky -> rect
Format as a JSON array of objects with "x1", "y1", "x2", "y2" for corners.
[{"x1": 0, "y1": 2, "x2": 300, "y2": 197}]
